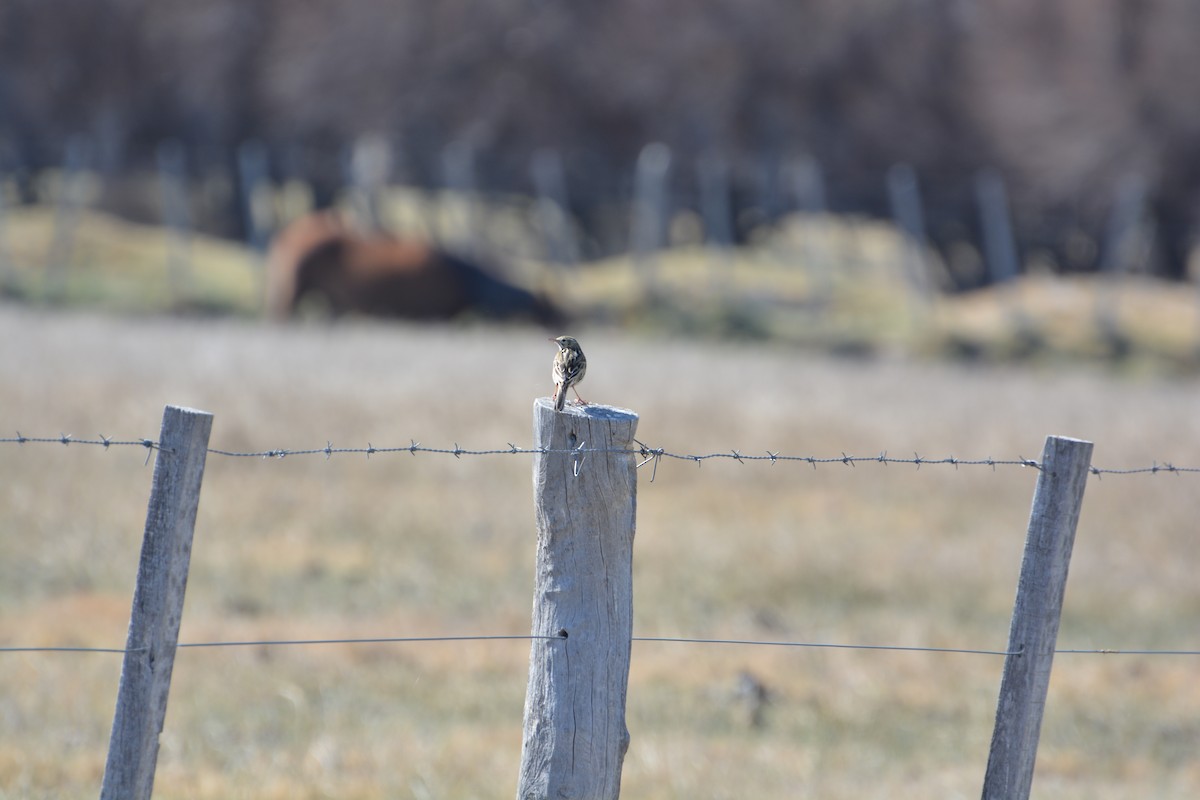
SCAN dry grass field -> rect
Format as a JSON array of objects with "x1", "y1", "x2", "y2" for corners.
[{"x1": 1, "y1": 302, "x2": 1199, "y2": 798}]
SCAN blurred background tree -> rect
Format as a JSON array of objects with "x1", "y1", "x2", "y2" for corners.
[{"x1": 1, "y1": 0, "x2": 1197, "y2": 280}]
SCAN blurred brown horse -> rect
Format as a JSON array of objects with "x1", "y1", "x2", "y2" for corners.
[{"x1": 265, "y1": 211, "x2": 563, "y2": 324}]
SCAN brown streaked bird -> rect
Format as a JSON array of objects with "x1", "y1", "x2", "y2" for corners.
[{"x1": 550, "y1": 335, "x2": 587, "y2": 411}]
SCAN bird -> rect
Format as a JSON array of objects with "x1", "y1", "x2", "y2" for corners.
[{"x1": 550, "y1": 335, "x2": 587, "y2": 411}]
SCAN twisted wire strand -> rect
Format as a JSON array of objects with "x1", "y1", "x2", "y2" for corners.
[
  {"x1": 5, "y1": 431, "x2": 1199, "y2": 477},
  {"x1": 2, "y1": 635, "x2": 1197, "y2": 657}
]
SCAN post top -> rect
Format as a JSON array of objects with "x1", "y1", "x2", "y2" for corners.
[
  {"x1": 535, "y1": 397, "x2": 639, "y2": 422},
  {"x1": 1045, "y1": 435, "x2": 1094, "y2": 446},
  {"x1": 164, "y1": 405, "x2": 215, "y2": 418}
]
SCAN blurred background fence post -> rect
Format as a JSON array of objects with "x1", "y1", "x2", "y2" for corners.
[
  {"x1": 100, "y1": 405, "x2": 214, "y2": 800},
  {"x1": 156, "y1": 139, "x2": 193, "y2": 303},
  {"x1": 975, "y1": 168, "x2": 1029, "y2": 330},
  {"x1": 886, "y1": 162, "x2": 935, "y2": 319},
  {"x1": 235, "y1": 140, "x2": 272, "y2": 254},
  {"x1": 531, "y1": 148, "x2": 580, "y2": 271},
  {"x1": 981, "y1": 435, "x2": 1094, "y2": 800},
  {"x1": 790, "y1": 155, "x2": 833, "y2": 310},
  {"x1": 350, "y1": 133, "x2": 393, "y2": 232},
  {"x1": 697, "y1": 150, "x2": 733, "y2": 283},
  {"x1": 518, "y1": 399, "x2": 640, "y2": 800},
  {"x1": 45, "y1": 135, "x2": 92, "y2": 299},
  {"x1": 1095, "y1": 173, "x2": 1148, "y2": 348},
  {"x1": 0, "y1": 170, "x2": 11, "y2": 291},
  {"x1": 975, "y1": 168, "x2": 1021, "y2": 287},
  {"x1": 631, "y1": 142, "x2": 672, "y2": 299},
  {"x1": 440, "y1": 138, "x2": 480, "y2": 255}
]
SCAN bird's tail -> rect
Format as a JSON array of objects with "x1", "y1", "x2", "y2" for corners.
[{"x1": 554, "y1": 384, "x2": 566, "y2": 411}]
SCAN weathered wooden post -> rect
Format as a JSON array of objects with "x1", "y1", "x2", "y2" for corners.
[
  {"x1": 518, "y1": 398, "x2": 640, "y2": 800},
  {"x1": 100, "y1": 405, "x2": 213, "y2": 800},
  {"x1": 981, "y1": 435, "x2": 1093, "y2": 800}
]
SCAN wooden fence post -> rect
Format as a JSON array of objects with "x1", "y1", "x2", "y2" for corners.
[
  {"x1": 100, "y1": 405, "x2": 214, "y2": 800},
  {"x1": 517, "y1": 398, "x2": 640, "y2": 800},
  {"x1": 981, "y1": 435, "x2": 1093, "y2": 800}
]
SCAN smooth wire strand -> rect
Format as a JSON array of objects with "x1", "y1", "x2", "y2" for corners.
[
  {"x1": 3, "y1": 636, "x2": 1198, "y2": 657},
  {"x1": 3, "y1": 433, "x2": 1199, "y2": 477},
  {"x1": 0, "y1": 646, "x2": 132, "y2": 654},
  {"x1": 631, "y1": 636, "x2": 1018, "y2": 656},
  {"x1": 176, "y1": 634, "x2": 556, "y2": 649},
  {"x1": 0, "y1": 635, "x2": 556, "y2": 656}
]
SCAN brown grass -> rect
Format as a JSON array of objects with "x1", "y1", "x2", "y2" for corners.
[{"x1": 1, "y1": 304, "x2": 1199, "y2": 798}]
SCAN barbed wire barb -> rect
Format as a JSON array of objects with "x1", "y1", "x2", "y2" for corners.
[
  {"x1": 572, "y1": 439, "x2": 587, "y2": 478},
  {"x1": 633, "y1": 438, "x2": 662, "y2": 481}
]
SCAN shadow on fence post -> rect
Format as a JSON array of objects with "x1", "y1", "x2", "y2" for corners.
[
  {"x1": 517, "y1": 398, "x2": 640, "y2": 800},
  {"x1": 100, "y1": 405, "x2": 213, "y2": 800},
  {"x1": 981, "y1": 435, "x2": 1093, "y2": 800}
]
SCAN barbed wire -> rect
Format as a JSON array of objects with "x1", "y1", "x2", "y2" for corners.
[
  {"x1": 2, "y1": 633, "x2": 1197, "y2": 657},
  {"x1": 4, "y1": 431, "x2": 1200, "y2": 479},
  {"x1": 2, "y1": 432, "x2": 161, "y2": 465}
]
